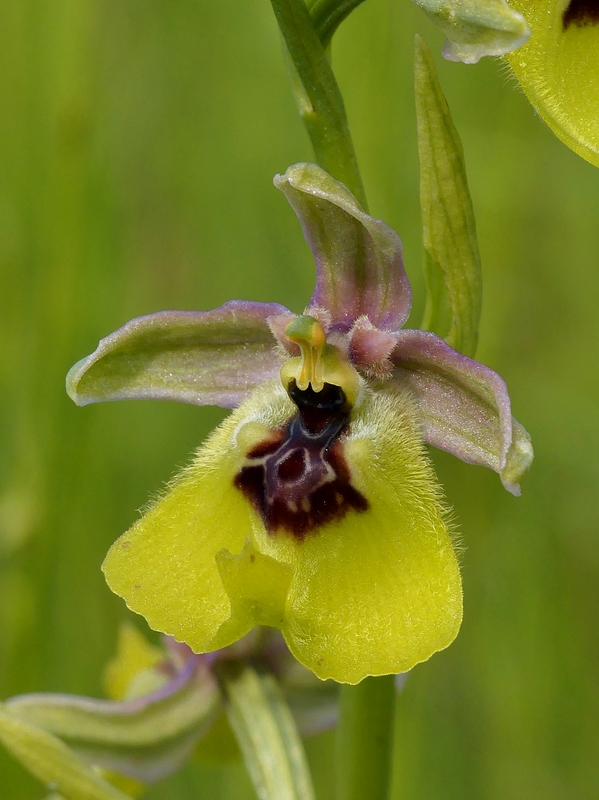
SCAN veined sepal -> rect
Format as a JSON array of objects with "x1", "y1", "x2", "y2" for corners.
[{"x1": 274, "y1": 163, "x2": 411, "y2": 331}]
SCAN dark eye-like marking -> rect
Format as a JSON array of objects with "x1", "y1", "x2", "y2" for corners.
[
  {"x1": 563, "y1": 0, "x2": 599, "y2": 29},
  {"x1": 234, "y1": 381, "x2": 368, "y2": 540}
]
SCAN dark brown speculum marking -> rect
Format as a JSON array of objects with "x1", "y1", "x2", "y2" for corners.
[
  {"x1": 563, "y1": 0, "x2": 599, "y2": 28},
  {"x1": 234, "y1": 381, "x2": 368, "y2": 540}
]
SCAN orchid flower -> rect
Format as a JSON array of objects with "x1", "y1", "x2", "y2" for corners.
[
  {"x1": 0, "y1": 623, "x2": 336, "y2": 798},
  {"x1": 67, "y1": 162, "x2": 533, "y2": 685}
]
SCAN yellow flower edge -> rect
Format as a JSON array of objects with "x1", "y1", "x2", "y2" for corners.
[
  {"x1": 103, "y1": 381, "x2": 463, "y2": 685},
  {"x1": 103, "y1": 622, "x2": 165, "y2": 701},
  {"x1": 506, "y1": 0, "x2": 599, "y2": 168}
]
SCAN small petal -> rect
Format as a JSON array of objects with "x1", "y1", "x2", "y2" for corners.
[
  {"x1": 267, "y1": 312, "x2": 301, "y2": 356},
  {"x1": 67, "y1": 301, "x2": 289, "y2": 409},
  {"x1": 348, "y1": 317, "x2": 398, "y2": 378},
  {"x1": 413, "y1": 0, "x2": 530, "y2": 64},
  {"x1": 274, "y1": 163, "x2": 411, "y2": 331},
  {"x1": 506, "y1": 0, "x2": 599, "y2": 168},
  {"x1": 268, "y1": 309, "x2": 334, "y2": 357},
  {"x1": 391, "y1": 329, "x2": 532, "y2": 494}
]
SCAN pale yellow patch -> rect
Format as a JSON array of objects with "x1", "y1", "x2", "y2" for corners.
[
  {"x1": 103, "y1": 623, "x2": 165, "y2": 701},
  {"x1": 210, "y1": 538, "x2": 293, "y2": 650}
]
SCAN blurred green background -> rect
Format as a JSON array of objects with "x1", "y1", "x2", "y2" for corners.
[{"x1": 1, "y1": 0, "x2": 599, "y2": 797}]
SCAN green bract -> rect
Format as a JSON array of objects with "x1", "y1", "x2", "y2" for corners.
[
  {"x1": 68, "y1": 162, "x2": 532, "y2": 684},
  {"x1": 415, "y1": 36, "x2": 482, "y2": 358}
]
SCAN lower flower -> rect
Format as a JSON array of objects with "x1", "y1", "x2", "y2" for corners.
[{"x1": 1, "y1": 623, "x2": 337, "y2": 795}]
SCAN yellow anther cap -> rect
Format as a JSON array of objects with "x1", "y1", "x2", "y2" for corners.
[{"x1": 280, "y1": 315, "x2": 361, "y2": 406}]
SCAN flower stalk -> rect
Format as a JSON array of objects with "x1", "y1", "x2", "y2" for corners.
[
  {"x1": 336, "y1": 675, "x2": 396, "y2": 800},
  {"x1": 307, "y1": 0, "x2": 368, "y2": 46},
  {"x1": 270, "y1": 8, "x2": 426, "y2": 792},
  {"x1": 218, "y1": 662, "x2": 315, "y2": 800},
  {"x1": 269, "y1": 0, "x2": 367, "y2": 208}
]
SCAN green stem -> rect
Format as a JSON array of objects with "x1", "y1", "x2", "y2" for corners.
[
  {"x1": 335, "y1": 675, "x2": 396, "y2": 800},
  {"x1": 308, "y1": 0, "x2": 368, "y2": 46},
  {"x1": 218, "y1": 663, "x2": 315, "y2": 800},
  {"x1": 270, "y1": 0, "x2": 367, "y2": 208}
]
